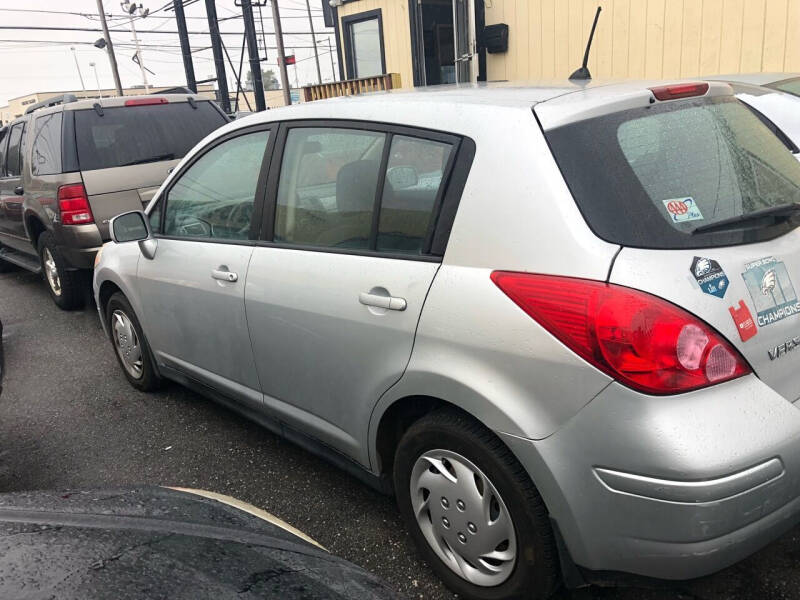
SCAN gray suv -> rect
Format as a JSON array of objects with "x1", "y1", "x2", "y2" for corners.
[
  {"x1": 0, "y1": 93, "x2": 227, "y2": 309},
  {"x1": 95, "y1": 81, "x2": 800, "y2": 599}
]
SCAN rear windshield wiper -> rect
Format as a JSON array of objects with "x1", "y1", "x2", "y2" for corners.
[
  {"x1": 691, "y1": 202, "x2": 800, "y2": 234},
  {"x1": 120, "y1": 153, "x2": 175, "y2": 166}
]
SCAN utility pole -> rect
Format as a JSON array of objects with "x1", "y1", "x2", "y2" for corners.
[
  {"x1": 94, "y1": 0, "x2": 123, "y2": 96},
  {"x1": 327, "y1": 38, "x2": 335, "y2": 81},
  {"x1": 305, "y1": 0, "x2": 322, "y2": 84},
  {"x1": 70, "y1": 47, "x2": 86, "y2": 91},
  {"x1": 204, "y1": 0, "x2": 230, "y2": 113},
  {"x1": 271, "y1": 0, "x2": 292, "y2": 106},
  {"x1": 173, "y1": 0, "x2": 196, "y2": 92},
  {"x1": 240, "y1": 0, "x2": 266, "y2": 111},
  {"x1": 121, "y1": 1, "x2": 149, "y2": 92}
]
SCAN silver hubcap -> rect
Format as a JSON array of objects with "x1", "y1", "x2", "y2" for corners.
[
  {"x1": 410, "y1": 449, "x2": 517, "y2": 586},
  {"x1": 112, "y1": 310, "x2": 143, "y2": 379},
  {"x1": 42, "y1": 248, "x2": 61, "y2": 296}
]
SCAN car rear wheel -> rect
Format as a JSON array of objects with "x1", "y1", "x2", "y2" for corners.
[
  {"x1": 37, "y1": 232, "x2": 83, "y2": 310},
  {"x1": 106, "y1": 292, "x2": 161, "y2": 392},
  {"x1": 394, "y1": 409, "x2": 559, "y2": 600}
]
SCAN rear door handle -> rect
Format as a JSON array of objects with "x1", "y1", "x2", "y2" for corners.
[
  {"x1": 359, "y1": 292, "x2": 407, "y2": 311},
  {"x1": 211, "y1": 269, "x2": 238, "y2": 282},
  {"x1": 13, "y1": 186, "x2": 23, "y2": 196}
]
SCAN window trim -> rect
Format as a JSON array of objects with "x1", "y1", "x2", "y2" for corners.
[
  {"x1": 259, "y1": 118, "x2": 473, "y2": 262},
  {"x1": 0, "y1": 126, "x2": 9, "y2": 178},
  {"x1": 342, "y1": 9, "x2": 386, "y2": 80},
  {"x1": 3, "y1": 121, "x2": 26, "y2": 180},
  {"x1": 152, "y1": 122, "x2": 277, "y2": 246}
]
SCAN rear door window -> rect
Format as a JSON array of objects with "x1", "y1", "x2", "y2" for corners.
[
  {"x1": 74, "y1": 101, "x2": 227, "y2": 171},
  {"x1": 31, "y1": 112, "x2": 63, "y2": 176},
  {"x1": 5, "y1": 122, "x2": 25, "y2": 178},
  {"x1": 0, "y1": 128, "x2": 7, "y2": 177},
  {"x1": 544, "y1": 96, "x2": 800, "y2": 249}
]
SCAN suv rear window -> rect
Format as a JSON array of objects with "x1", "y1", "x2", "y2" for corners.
[
  {"x1": 74, "y1": 101, "x2": 226, "y2": 171},
  {"x1": 544, "y1": 96, "x2": 800, "y2": 249}
]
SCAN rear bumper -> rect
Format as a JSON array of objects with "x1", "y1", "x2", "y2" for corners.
[
  {"x1": 501, "y1": 375, "x2": 800, "y2": 580},
  {"x1": 55, "y1": 223, "x2": 103, "y2": 270}
]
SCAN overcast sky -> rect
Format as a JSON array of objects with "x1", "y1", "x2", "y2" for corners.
[{"x1": 0, "y1": 0, "x2": 337, "y2": 105}]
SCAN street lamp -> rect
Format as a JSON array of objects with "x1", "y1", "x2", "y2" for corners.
[
  {"x1": 120, "y1": 1, "x2": 150, "y2": 92},
  {"x1": 70, "y1": 46, "x2": 86, "y2": 91},
  {"x1": 89, "y1": 62, "x2": 102, "y2": 98}
]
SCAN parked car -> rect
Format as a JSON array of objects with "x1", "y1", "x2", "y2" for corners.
[
  {"x1": 0, "y1": 486, "x2": 398, "y2": 599},
  {"x1": 0, "y1": 93, "x2": 229, "y2": 309},
  {"x1": 95, "y1": 80, "x2": 800, "y2": 600}
]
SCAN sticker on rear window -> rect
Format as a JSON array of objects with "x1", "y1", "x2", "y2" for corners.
[
  {"x1": 729, "y1": 300, "x2": 758, "y2": 342},
  {"x1": 662, "y1": 197, "x2": 704, "y2": 223},
  {"x1": 690, "y1": 257, "x2": 728, "y2": 298},
  {"x1": 741, "y1": 256, "x2": 800, "y2": 327}
]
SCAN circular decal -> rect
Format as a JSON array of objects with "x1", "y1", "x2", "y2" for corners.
[{"x1": 667, "y1": 200, "x2": 688, "y2": 215}]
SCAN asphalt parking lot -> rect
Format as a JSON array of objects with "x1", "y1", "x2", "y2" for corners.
[{"x1": 3, "y1": 267, "x2": 800, "y2": 600}]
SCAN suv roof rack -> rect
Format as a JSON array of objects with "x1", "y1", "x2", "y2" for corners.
[{"x1": 24, "y1": 94, "x2": 78, "y2": 115}]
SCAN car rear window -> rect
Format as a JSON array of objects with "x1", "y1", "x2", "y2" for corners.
[
  {"x1": 74, "y1": 101, "x2": 226, "y2": 171},
  {"x1": 768, "y1": 77, "x2": 800, "y2": 98},
  {"x1": 544, "y1": 96, "x2": 800, "y2": 249}
]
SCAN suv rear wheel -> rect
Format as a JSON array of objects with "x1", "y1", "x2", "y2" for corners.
[
  {"x1": 394, "y1": 409, "x2": 559, "y2": 600},
  {"x1": 106, "y1": 292, "x2": 161, "y2": 392},
  {"x1": 37, "y1": 232, "x2": 83, "y2": 310}
]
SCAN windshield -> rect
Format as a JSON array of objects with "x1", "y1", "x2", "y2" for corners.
[
  {"x1": 767, "y1": 77, "x2": 800, "y2": 98},
  {"x1": 74, "y1": 102, "x2": 226, "y2": 171},
  {"x1": 544, "y1": 96, "x2": 800, "y2": 249}
]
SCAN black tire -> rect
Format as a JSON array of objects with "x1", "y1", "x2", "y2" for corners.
[
  {"x1": 105, "y1": 292, "x2": 161, "y2": 392},
  {"x1": 37, "y1": 231, "x2": 84, "y2": 310},
  {"x1": 394, "y1": 409, "x2": 559, "y2": 600}
]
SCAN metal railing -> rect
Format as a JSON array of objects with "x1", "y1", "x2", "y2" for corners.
[{"x1": 303, "y1": 73, "x2": 402, "y2": 102}]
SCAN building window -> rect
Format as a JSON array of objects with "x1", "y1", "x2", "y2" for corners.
[{"x1": 342, "y1": 9, "x2": 385, "y2": 79}]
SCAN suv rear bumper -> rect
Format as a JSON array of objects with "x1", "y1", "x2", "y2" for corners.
[
  {"x1": 500, "y1": 375, "x2": 800, "y2": 580},
  {"x1": 55, "y1": 223, "x2": 103, "y2": 269}
]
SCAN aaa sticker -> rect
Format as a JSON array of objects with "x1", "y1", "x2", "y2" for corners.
[
  {"x1": 662, "y1": 197, "x2": 704, "y2": 223},
  {"x1": 741, "y1": 256, "x2": 800, "y2": 327},
  {"x1": 690, "y1": 257, "x2": 728, "y2": 298}
]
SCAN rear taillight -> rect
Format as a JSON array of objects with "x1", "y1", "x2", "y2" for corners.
[
  {"x1": 649, "y1": 82, "x2": 709, "y2": 101},
  {"x1": 491, "y1": 272, "x2": 751, "y2": 395},
  {"x1": 57, "y1": 184, "x2": 94, "y2": 225}
]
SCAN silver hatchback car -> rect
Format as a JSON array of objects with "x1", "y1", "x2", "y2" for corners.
[{"x1": 95, "y1": 80, "x2": 800, "y2": 599}]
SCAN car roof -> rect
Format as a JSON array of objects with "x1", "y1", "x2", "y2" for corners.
[
  {"x1": 222, "y1": 78, "x2": 737, "y2": 136},
  {"x1": 705, "y1": 72, "x2": 800, "y2": 86}
]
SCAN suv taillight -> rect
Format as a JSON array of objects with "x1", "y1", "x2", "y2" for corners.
[
  {"x1": 57, "y1": 184, "x2": 94, "y2": 225},
  {"x1": 491, "y1": 272, "x2": 751, "y2": 395}
]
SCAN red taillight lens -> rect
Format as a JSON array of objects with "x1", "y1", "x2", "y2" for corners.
[
  {"x1": 649, "y1": 82, "x2": 709, "y2": 101},
  {"x1": 491, "y1": 272, "x2": 751, "y2": 395},
  {"x1": 124, "y1": 97, "x2": 168, "y2": 106},
  {"x1": 57, "y1": 184, "x2": 94, "y2": 225}
]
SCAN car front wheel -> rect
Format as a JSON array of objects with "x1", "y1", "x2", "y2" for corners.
[
  {"x1": 106, "y1": 292, "x2": 161, "y2": 392},
  {"x1": 394, "y1": 409, "x2": 559, "y2": 600}
]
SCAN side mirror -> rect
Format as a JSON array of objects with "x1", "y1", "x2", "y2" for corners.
[
  {"x1": 110, "y1": 210, "x2": 150, "y2": 243},
  {"x1": 386, "y1": 165, "x2": 419, "y2": 190},
  {"x1": 110, "y1": 210, "x2": 158, "y2": 260}
]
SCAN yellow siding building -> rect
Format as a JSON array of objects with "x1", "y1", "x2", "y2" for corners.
[{"x1": 333, "y1": 0, "x2": 800, "y2": 87}]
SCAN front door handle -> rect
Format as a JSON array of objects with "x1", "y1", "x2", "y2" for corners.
[
  {"x1": 13, "y1": 186, "x2": 23, "y2": 196},
  {"x1": 359, "y1": 292, "x2": 407, "y2": 311},
  {"x1": 211, "y1": 269, "x2": 238, "y2": 282}
]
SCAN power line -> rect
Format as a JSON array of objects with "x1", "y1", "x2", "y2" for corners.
[{"x1": 0, "y1": 25, "x2": 332, "y2": 35}]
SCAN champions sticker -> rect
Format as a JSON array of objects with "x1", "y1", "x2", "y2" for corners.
[
  {"x1": 690, "y1": 257, "x2": 728, "y2": 298},
  {"x1": 662, "y1": 197, "x2": 704, "y2": 223},
  {"x1": 741, "y1": 256, "x2": 800, "y2": 327}
]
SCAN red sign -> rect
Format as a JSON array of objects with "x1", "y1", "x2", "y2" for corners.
[
  {"x1": 284, "y1": 54, "x2": 296, "y2": 65},
  {"x1": 729, "y1": 300, "x2": 757, "y2": 342},
  {"x1": 666, "y1": 200, "x2": 689, "y2": 215}
]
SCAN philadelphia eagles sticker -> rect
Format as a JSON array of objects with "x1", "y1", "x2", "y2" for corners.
[
  {"x1": 741, "y1": 256, "x2": 800, "y2": 327},
  {"x1": 690, "y1": 257, "x2": 729, "y2": 299}
]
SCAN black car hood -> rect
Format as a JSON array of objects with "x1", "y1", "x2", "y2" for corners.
[{"x1": 0, "y1": 486, "x2": 397, "y2": 599}]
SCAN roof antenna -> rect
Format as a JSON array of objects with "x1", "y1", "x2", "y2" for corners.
[{"x1": 570, "y1": 6, "x2": 602, "y2": 81}]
